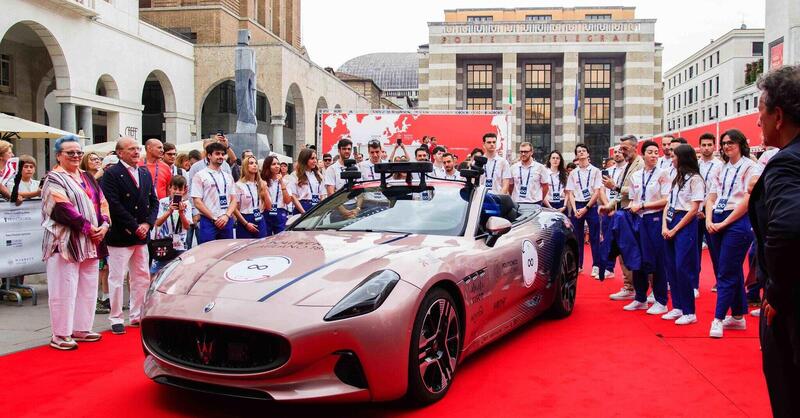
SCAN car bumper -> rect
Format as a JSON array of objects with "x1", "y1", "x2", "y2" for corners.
[{"x1": 142, "y1": 281, "x2": 421, "y2": 402}]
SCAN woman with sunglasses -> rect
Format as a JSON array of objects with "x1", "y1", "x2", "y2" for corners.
[
  {"x1": 705, "y1": 129, "x2": 762, "y2": 338},
  {"x1": 661, "y1": 144, "x2": 705, "y2": 325},
  {"x1": 41, "y1": 135, "x2": 110, "y2": 349}
]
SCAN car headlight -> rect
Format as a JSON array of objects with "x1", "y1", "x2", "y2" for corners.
[
  {"x1": 324, "y1": 270, "x2": 400, "y2": 321},
  {"x1": 148, "y1": 258, "x2": 182, "y2": 296}
]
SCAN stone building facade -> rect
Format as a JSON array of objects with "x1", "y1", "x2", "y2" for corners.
[{"x1": 418, "y1": 7, "x2": 663, "y2": 161}]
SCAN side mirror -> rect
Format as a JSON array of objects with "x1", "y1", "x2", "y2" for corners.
[
  {"x1": 286, "y1": 214, "x2": 301, "y2": 227},
  {"x1": 485, "y1": 216, "x2": 511, "y2": 247}
]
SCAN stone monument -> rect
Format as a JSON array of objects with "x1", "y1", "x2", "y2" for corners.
[{"x1": 227, "y1": 29, "x2": 272, "y2": 158}]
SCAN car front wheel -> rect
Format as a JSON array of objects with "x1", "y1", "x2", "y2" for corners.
[
  {"x1": 548, "y1": 245, "x2": 578, "y2": 318},
  {"x1": 407, "y1": 288, "x2": 461, "y2": 405}
]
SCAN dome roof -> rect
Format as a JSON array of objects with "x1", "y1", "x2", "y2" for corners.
[{"x1": 338, "y1": 53, "x2": 419, "y2": 92}]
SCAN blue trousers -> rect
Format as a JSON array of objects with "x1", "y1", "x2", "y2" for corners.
[
  {"x1": 709, "y1": 211, "x2": 752, "y2": 319},
  {"x1": 299, "y1": 199, "x2": 317, "y2": 213},
  {"x1": 571, "y1": 201, "x2": 600, "y2": 269},
  {"x1": 664, "y1": 212, "x2": 698, "y2": 315},
  {"x1": 197, "y1": 216, "x2": 234, "y2": 244},
  {"x1": 265, "y1": 208, "x2": 288, "y2": 236},
  {"x1": 601, "y1": 213, "x2": 616, "y2": 271},
  {"x1": 235, "y1": 213, "x2": 268, "y2": 239},
  {"x1": 633, "y1": 213, "x2": 668, "y2": 305}
]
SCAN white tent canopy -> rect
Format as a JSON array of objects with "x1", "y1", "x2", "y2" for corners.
[{"x1": 0, "y1": 113, "x2": 86, "y2": 141}]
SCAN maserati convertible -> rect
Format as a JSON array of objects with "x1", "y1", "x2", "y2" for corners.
[{"x1": 141, "y1": 160, "x2": 579, "y2": 404}]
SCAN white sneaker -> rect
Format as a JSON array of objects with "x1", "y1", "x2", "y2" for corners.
[
  {"x1": 694, "y1": 288, "x2": 700, "y2": 299},
  {"x1": 662, "y1": 309, "x2": 683, "y2": 320},
  {"x1": 710, "y1": 319, "x2": 724, "y2": 338},
  {"x1": 609, "y1": 288, "x2": 635, "y2": 300},
  {"x1": 702, "y1": 242, "x2": 708, "y2": 249},
  {"x1": 750, "y1": 308, "x2": 761, "y2": 317},
  {"x1": 604, "y1": 269, "x2": 614, "y2": 278},
  {"x1": 623, "y1": 300, "x2": 649, "y2": 311},
  {"x1": 675, "y1": 314, "x2": 698, "y2": 325},
  {"x1": 722, "y1": 315, "x2": 747, "y2": 330},
  {"x1": 647, "y1": 292, "x2": 655, "y2": 303},
  {"x1": 646, "y1": 302, "x2": 668, "y2": 315},
  {"x1": 591, "y1": 266, "x2": 600, "y2": 278}
]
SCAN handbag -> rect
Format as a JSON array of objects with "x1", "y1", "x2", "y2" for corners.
[{"x1": 148, "y1": 211, "x2": 181, "y2": 262}]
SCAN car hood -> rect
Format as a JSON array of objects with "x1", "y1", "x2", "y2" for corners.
[{"x1": 157, "y1": 231, "x2": 419, "y2": 306}]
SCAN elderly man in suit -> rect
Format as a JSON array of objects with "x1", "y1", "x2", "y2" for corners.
[
  {"x1": 101, "y1": 137, "x2": 158, "y2": 335},
  {"x1": 750, "y1": 65, "x2": 800, "y2": 417}
]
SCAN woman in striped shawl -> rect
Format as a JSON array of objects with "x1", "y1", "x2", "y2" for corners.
[{"x1": 41, "y1": 135, "x2": 110, "y2": 350}]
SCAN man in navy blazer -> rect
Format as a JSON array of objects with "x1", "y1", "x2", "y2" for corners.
[
  {"x1": 101, "y1": 137, "x2": 158, "y2": 335},
  {"x1": 750, "y1": 65, "x2": 800, "y2": 418}
]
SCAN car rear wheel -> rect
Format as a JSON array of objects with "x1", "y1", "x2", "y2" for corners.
[
  {"x1": 407, "y1": 288, "x2": 461, "y2": 405},
  {"x1": 548, "y1": 245, "x2": 578, "y2": 318}
]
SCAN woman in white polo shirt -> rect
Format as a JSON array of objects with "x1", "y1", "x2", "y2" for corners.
[
  {"x1": 290, "y1": 148, "x2": 326, "y2": 214},
  {"x1": 705, "y1": 129, "x2": 762, "y2": 338}
]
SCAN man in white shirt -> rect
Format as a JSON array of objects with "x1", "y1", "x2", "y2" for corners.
[
  {"x1": 430, "y1": 146, "x2": 447, "y2": 177},
  {"x1": 191, "y1": 141, "x2": 238, "y2": 244},
  {"x1": 697, "y1": 133, "x2": 722, "y2": 290},
  {"x1": 440, "y1": 153, "x2": 461, "y2": 180},
  {"x1": 597, "y1": 146, "x2": 628, "y2": 278},
  {"x1": 323, "y1": 138, "x2": 353, "y2": 195},
  {"x1": 657, "y1": 135, "x2": 674, "y2": 170},
  {"x1": 481, "y1": 132, "x2": 512, "y2": 194},
  {"x1": 565, "y1": 143, "x2": 603, "y2": 273},
  {"x1": 509, "y1": 142, "x2": 549, "y2": 204},
  {"x1": 359, "y1": 140, "x2": 383, "y2": 181}
]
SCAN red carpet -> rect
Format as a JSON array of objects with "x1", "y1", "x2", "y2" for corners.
[{"x1": 1, "y1": 248, "x2": 771, "y2": 417}]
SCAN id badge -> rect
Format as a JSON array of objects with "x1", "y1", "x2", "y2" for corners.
[
  {"x1": 268, "y1": 207, "x2": 278, "y2": 216},
  {"x1": 551, "y1": 192, "x2": 562, "y2": 202},
  {"x1": 172, "y1": 234, "x2": 185, "y2": 251},
  {"x1": 311, "y1": 195, "x2": 320, "y2": 205},
  {"x1": 519, "y1": 186, "x2": 528, "y2": 197},
  {"x1": 485, "y1": 178, "x2": 494, "y2": 189},
  {"x1": 252, "y1": 209, "x2": 263, "y2": 222},
  {"x1": 609, "y1": 190, "x2": 619, "y2": 201},
  {"x1": 219, "y1": 195, "x2": 229, "y2": 209},
  {"x1": 714, "y1": 199, "x2": 728, "y2": 214},
  {"x1": 582, "y1": 188, "x2": 591, "y2": 200},
  {"x1": 666, "y1": 206, "x2": 675, "y2": 223},
  {"x1": 420, "y1": 191, "x2": 431, "y2": 201}
]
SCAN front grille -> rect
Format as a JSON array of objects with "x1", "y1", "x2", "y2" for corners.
[{"x1": 142, "y1": 318, "x2": 290, "y2": 374}]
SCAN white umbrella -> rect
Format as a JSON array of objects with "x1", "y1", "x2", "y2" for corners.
[
  {"x1": 0, "y1": 113, "x2": 86, "y2": 140},
  {"x1": 83, "y1": 141, "x2": 119, "y2": 156}
]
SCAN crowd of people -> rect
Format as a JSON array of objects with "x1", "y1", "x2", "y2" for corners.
[{"x1": 0, "y1": 63, "x2": 797, "y2": 417}]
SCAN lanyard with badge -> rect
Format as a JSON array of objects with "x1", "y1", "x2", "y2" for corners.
[
  {"x1": 666, "y1": 177, "x2": 686, "y2": 223},
  {"x1": 641, "y1": 168, "x2": 656, "y2": 203},
  {"x1": 169, "y1": 206, "x2": 185, "y2": 250},
  {"x1": 308, "y1": 173, "x2": 321, "y2": 204},
  {"x1": 485, "y1": 159, "x2": 497, "y2": 189},
  {"x1": 608, "y1": 167, "x2": 620, "y2": 200},
  {"x1": 269, "y1": 181, "x2": 281, "y2": 215},
  {"x1": 518, "y1": 165, "x2": 532, "y2": 198},
  {"x1": 577, "y1": 168, "x2": 592, "y2": 200},
  {"x1": 703, "y1": 162, "x2": 715, "y2": 182},
  {"x1": 209, "y1": 170, "x2": 228, "y2": 209},
  {"x1": 550, "y1": 173, "x2": 562, "y2": 202},
  {"x1": 246, "y1": 183, "x2": 262, "y2": 222},
  {"x1": 714, "y1": 163, "x2": 743, "y2": 214}
]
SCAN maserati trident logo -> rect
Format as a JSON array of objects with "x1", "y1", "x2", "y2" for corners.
[
  {"x1": 203, "y1": 301, "x2": 215, "y2": 313},
  {"x1": 196, "y1": 334, "x2": 215, "y2": 365}
]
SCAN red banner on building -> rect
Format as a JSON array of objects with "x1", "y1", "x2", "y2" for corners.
[
  {"x1": 770, "y1": 42, "x2": 784, "y2": 70},
  {"x1": 319, "y1": 111, "x2": 510, "y2": 160}
]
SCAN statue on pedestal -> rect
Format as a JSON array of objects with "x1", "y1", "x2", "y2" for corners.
[{"x1": 228, "y1": 29, "x2": 272, "y2": 158}]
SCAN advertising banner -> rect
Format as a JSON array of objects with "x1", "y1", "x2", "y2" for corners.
[
  {"x1": 0, "y1": 199, "x2": 45, "y2": 277},
  {"x1": 770, "y1": 41, "x2": 784, "y2": 70},
  {"x1": 319, "y1": 111, "x2": 511, "y2": 161}
]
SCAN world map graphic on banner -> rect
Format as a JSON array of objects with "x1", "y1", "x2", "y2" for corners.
[{"x1": 319, "y1": 112, "x2": 510, "y2": 160}]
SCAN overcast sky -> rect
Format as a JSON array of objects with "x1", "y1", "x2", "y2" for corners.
[{"x1": 301, "y1": 0, "x2": 765, "y2": 72}]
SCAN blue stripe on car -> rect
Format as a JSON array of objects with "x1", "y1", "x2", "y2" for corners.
[{"x1": 257, "y1": 234, "x2": 410, "y2": 302}]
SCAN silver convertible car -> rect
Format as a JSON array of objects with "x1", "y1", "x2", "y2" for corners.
[{"x1": 141, "y1": 160, "x2": 579, "y2": 404}]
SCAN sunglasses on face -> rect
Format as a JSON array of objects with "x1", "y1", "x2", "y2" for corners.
[
  {"x1": 323, "y1": 158, "x2": 332, "y2": 162},
  {"x1": 62, "y1": 151, "x2": 84, "y2": 157}
]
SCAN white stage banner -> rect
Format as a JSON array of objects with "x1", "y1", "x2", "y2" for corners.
[{"x1": 0, "y1": 199, "x2": 45, "y2": 277}]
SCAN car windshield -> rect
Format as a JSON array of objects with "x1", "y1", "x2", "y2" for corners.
[{"x1": 292, "y1": 182, "x2": 472, "y2": 236}]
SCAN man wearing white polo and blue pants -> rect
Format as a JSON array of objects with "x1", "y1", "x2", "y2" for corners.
[
  {"x1": 697, "y1": 133, "x2": 722, "y2": 294},
  {"x1": 191, "y1": 141, "x2": 237, "y2": 244},
  {"x1": 565, "y1": 143, "x2": 603, "y2": 273},
  {"x1": 509, "y1": 142, "x2": 549, "y2": 204},
  {"x1": 480, "y1": 132, "x2": 511, "y2": 195}
]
